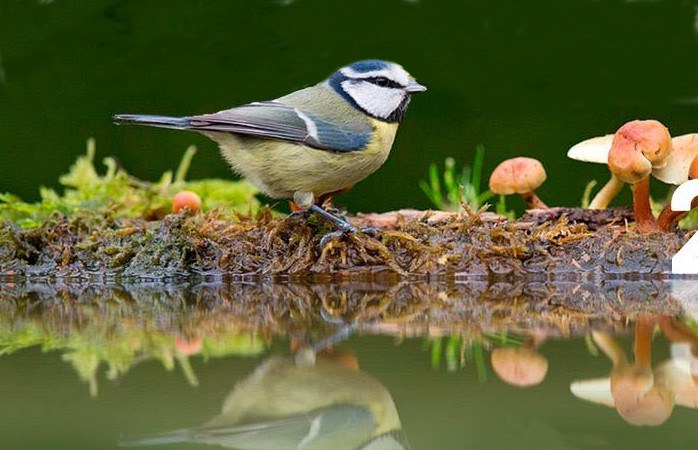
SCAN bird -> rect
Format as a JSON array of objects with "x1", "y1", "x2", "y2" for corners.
[
  {"x1": 122, "y1": 352, "x2": 412, "y2": 450},
  {"x1": 113, "y1": 60, "x2": 426, "y2": 233}
]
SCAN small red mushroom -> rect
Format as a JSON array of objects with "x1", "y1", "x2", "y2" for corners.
[{"x1": 172, "y1": 190, "x2": 202, "y2": 214}]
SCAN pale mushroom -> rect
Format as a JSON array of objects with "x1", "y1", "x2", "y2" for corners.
[
  {"x1": 655, "y1": 317, "x2": 698, "y2": 408},
  {"x1": 489, "y1": 157, "x2": 548, "y2": 209},
  {"x1": 654, "y1": 134, "x2": 698, "y2": 230},
  {"x1": 656, "y1": 346, "x2": 698, "y2": 409},
  {"x1": 567, "y1": 134, "x2": 623, "y2": 209}
]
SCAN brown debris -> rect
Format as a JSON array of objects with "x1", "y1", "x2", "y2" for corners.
[{"x1": 0, "y1": 207, "x2": 690, "y2": 280}]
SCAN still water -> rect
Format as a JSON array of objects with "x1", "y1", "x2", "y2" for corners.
[{"x1": 1, "y1": 280, "x2": 698, "y2": 449}]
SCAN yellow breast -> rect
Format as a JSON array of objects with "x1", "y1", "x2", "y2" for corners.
[{"x1": 210, "y1": 120, "x2": 399, "y2": 200}]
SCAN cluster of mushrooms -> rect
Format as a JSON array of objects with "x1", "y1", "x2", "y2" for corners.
[
  {"x1": 488, "y1": 119, "x2": 698, "y2": 232},
  {"x1": 572, "y1": 315, "x2": 698, "y2": 427},
  {"x1": 486, "y1": 317, "x2": 698, "y2": 427}
]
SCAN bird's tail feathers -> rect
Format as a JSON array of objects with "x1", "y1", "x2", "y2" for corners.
[
  {"x1": 119, "y1": 428, "x2": 192, "y2": 447},
  {"x1": 113, "y1": 114, "x2": 192, "y2": 130}
]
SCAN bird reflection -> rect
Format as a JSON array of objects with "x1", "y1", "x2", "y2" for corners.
[{"x1": 124, "y1": 348, "x2": 411, "y2": 450}]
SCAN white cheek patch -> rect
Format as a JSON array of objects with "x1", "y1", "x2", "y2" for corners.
[{"x1": 342, "y1": 80, "x2": 406, "y2": 119}]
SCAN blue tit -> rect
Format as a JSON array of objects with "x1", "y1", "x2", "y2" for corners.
[
  {"x1": 114, "y1": 60, "x2": 425, "y2": 232},
  {"x1": 123, "y1": 354, "x2": 412, "y2": 450}
]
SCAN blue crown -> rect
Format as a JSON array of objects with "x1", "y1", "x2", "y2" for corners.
[{"x1": 346, "y1": 60, "x2": 390, "y2": 73}]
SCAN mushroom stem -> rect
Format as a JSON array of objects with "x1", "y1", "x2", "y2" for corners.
[
  {"x1": 589, "y1": 174, "x2": 624, "y2": 210},
  {"x1": 521, "y1": 191, "x2": 548, "y2": 210},
  {"x1": 631, "y1": 178, "x2": 661, "y2": 233},
  {"x1": 658, "y1": 316, "x2": 698, "y2": 355},
  {"x1": 593, "y1": 331, "x2": 628, "y2": 367},
  {"x1": 657, "y1": 197, "x2": 698, "y2": 231},
  {"x1": 635, "y1": 314, "x2": 656, "y2": 372}
]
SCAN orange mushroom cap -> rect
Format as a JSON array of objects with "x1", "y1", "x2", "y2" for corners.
[
  {"x1": 491, "y1": 347, "x2": 548, "y2": 387},
  {"x1": 489, "y1": 157, "x2": 547, "y2": 195},
  {"x1": 173, "y1": 190, "x2": 202, "y2": 214},
  {"x1": 608, "y1": 134, "x2": 654, "y2": 184},
  {"x1": 615, "y1": 120, "x2": 673, "y2": 169}
]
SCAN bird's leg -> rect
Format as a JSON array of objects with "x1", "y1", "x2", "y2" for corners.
[
  {"x1": 287, "y1": 201, "x2": 311, "y2": 221},
  {"x1": 291, "y1": 191, "x2": 379, "y2": 248},
  {"x1": 308, "y1": 204, "x2": 357, "y2": 233}
]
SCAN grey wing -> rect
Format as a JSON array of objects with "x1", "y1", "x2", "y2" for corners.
[
  {"x1": 192, "y1": 405, "x2": 375, "y2": 450},
  {"x1": 188, "y1": 101, "x2": 372, "y2": 152}
]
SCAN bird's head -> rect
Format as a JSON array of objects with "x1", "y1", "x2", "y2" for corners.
[{"x1": 327, "y1": 60, "x2": 426, "y2": 123}]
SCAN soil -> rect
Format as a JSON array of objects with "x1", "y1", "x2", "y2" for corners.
[{"x1": 0, "y1": 207, "x2": 689, "y2": 280}]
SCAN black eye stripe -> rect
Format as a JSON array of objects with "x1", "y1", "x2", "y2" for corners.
[{"x1": 363, "y1": 76, "x2": 403, "y2": 89}]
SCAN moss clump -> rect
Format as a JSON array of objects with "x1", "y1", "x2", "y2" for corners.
[{"x1": 0, "y1": 140, "x2": 260, "y2": 229}]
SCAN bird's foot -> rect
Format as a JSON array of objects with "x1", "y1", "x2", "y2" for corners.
[
  {"x1": 318, "y1": 226, "x2": 381, "y2": 249},
  {"x1": 286, "y1": 209, "x2": 310, "y2": 221}
]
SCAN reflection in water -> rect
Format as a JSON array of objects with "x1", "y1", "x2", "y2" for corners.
[
  {"x1": 125, "y1": 351, "x2": 411, "y2": 450},
  {"x1": 491, "y1": 331, "x2": 548, "y2": 387},
  {"x1": 571, "y1": 314, "x2": 698, "y2": 427},
  {"x1": 2, "y1": 279, "x2": 698, "y2": 449}
]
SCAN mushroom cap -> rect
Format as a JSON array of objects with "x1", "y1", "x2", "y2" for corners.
[
  {"x1": 172, "y1": 190, "x2": 202, "y2": 213},
  {"x1": 656, "y1": 358, "x2": 698, "y2": 409},
  {"x1": 571, "y1": 125, "x2": 683, "y2": 184},
  {"x1": 570, "y1": 377, "x2": 616, "y2": 407},
  {"x1": 490, "y1": 347, "x2": 548, "y2": 387},
  {"x1": 489, "y1": 157, "x2": 547, "y2": 196},
  {"x1": 611, "y1": 369, "x2": 674, "y2": 426},
  {"x1": 653, "y1": 133, "x2": 698, "y2": 185},
  {"x1": 567, "y1": 134, "x2": 614, "y2": 163},
  {"x1": 615, "y1": 385, "x2": 674, "y2": 426},
  {"x1": 691, "y1": 155, "x2": 698, "y2": 180},
  {"x1": 608, "y1": 133, "x2": 653, "y2": 184},
  {"x1": 615, "y1": 120, "x2": 673, "y2": 169}
]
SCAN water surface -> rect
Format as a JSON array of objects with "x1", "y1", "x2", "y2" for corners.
[{"x1": 1, "y1": 280, "x2": 698, "y2": 449}]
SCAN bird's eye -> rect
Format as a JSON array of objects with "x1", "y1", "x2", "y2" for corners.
[{"x1": 373, "y1": 77, "x2": 391, "y2": 87}]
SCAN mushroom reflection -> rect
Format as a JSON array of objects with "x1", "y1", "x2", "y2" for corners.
[
  {"x1": 656, "y1": 317, "x2": 698, "y2": 410},
  {"x1": 124, "y1": 349, "x2": 411, "y2": 450},
  {"x1": 571, "y1": 315, "x2": 674, "y2": 426},
  {"x1": 491, "y1": 330, "x2": 548, "y2": 387}
]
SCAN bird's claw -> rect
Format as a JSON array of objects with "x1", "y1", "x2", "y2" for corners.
[
  {"x1": 287, "y1": 210, "x2": 310, "y2": 221},
  {"x1": 318, "y1": 226, "x2": 381, "y2": 250}
]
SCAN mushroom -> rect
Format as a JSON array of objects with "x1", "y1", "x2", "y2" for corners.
[
  {"x1": 655, "y1": 317, "x2": 698, "y2": 408},
  {"x1": 567, "y1": 134, "x2": 623, "y2": 209},
  {"x1": 491, "y1": 332, "x2": 548, "y2": 388},
  {"x1": 491, "y1": 347, "x2": 548, "y2": 387},
  {"x1": 653, "y1": 134, "x2": 698, "y2": 230},
  {"x1": 570, "y1": 317, "x2": 675, "y2": 426},
  {"x1": 570, "y1": 128, "x2": 698, "y2": 231},
  {"x1": 172, "y1": 190, "x2": 202, "y2": 214},
  {"x1": 607, "y1": 120, "x2": 673, "y2": 233},
  {"x1": 488, "y1": 157, "x2": 548, "y2": 209}
]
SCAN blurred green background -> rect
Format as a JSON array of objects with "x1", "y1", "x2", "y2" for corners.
[{"x1": 2, "y1": 0, "x2": 698, "y2": 212}]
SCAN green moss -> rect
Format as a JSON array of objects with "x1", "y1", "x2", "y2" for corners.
[
  {"x1": 0, "y1": 139, "x2": 260, "y2": 229},
  {"x1": 0, "y1": 316, "x2": 264, "y2": 396}
]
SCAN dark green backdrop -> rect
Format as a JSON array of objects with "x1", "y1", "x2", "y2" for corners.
[{"x1": 2, "y1": 0, "x2": 698, "y2": 212}]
